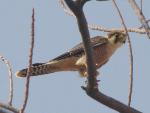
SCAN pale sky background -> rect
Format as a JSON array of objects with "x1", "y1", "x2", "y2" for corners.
[{"x1": 0, "y1": 0, "x2": 150, "y2": 113}]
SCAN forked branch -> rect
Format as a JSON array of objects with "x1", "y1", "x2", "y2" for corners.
[{"x1": 0, "y1": 102, "x2": 19, "y2": 113}]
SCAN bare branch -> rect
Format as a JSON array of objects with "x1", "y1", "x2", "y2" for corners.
[
  {"x1": 0, "y1": 55, "x2": 13, "y2": 106},
  {"x1": 20, "y1": 8, "x2": 35, "y2": 113},
  {"x1": 59, "y1": 0, "x2": 75, "y2": 17},
  {"x1": 128, "y1": 0, "x2": 150, "y2": 38},
  {"x1": 88, "y1": 24, "x2": 146, "y2": 34},
  {"x1": 64, "y1": 0, "x2": 98, "y2": 90},
  {"x1": 0, "y1": 102, "x2": 19, "y2": 113},
  {"x1": 82, "y1": 87, "x2": 141, "y2": 113},
  {"x1": 112, "y1": 0, "x2": 134, "y2": 107}
]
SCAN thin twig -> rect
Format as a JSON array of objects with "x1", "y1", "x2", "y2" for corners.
[
  {"x1": 128, "y1": 0, "x2": 150, "y2": 38},
  {"x1": 64, "y1": 0, "x2": 98, "y2": 90},
  {"x1": 112, "y1": 0, "x2": 134, "y2": 107},
  {"x1": 88, "y1": 24, "x2": 146, "y2": 34},
  {"x1": 0, "y1": 102, "x2": 19, "y2": 113},
  {"x1": 59, "y1": 0, "x2": 75, "y2": 17},
  {"x1": 0, "y1": 55, "x2": 13, "y2": 106},
  {"x1": 20, "y1": 8, "x2": 35, "y2": 113}
]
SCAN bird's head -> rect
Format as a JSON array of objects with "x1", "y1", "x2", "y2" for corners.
[{"x1": 107, "y1": 31, "x2": 127, "y2": 47}]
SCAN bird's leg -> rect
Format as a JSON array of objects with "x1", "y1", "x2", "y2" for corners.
[
  {"x1": 84, "y1": 70, "x2": 100, "y2": 85},
  {"x1": 78, "y1": 68, "x2": 87, "y2": 77},
  {"x1": 78, "y1": 64, "x2": 100, "y2": 84}
]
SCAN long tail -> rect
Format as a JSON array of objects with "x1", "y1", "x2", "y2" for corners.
[{"x1": 15, "y1": 61, "x2": 69, "y2": 77}]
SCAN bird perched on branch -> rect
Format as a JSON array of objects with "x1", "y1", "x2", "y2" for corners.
[{"x1": 16, "y1": 31, "x2": 126, "y2": 77}]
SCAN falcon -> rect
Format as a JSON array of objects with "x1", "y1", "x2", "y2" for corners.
[{"x1": 16, "y1": 31, "x2": 126, "y2": 77}]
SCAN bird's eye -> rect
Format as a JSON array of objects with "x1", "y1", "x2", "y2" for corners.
[
  {"x1": 115, "y1": 33, "x2": 119, "y2": 38},
  {"x1": 114, "y1": 34, "x2": 119, "y2": 43}
]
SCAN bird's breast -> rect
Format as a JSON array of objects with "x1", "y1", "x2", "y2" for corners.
[{"x1": 93, "y1": 43, "x2": 119, "y2": 68}]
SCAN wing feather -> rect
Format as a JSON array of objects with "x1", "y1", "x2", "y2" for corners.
[{"x1": 52, "y1": 36, "x2": 108, "y2": 61}]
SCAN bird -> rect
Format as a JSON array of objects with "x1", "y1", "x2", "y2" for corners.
[{"x1": 16, "y1": 31, "x2": 127, "y2": 78}]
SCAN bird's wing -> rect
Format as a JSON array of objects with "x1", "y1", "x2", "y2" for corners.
[
  {"x1": 32, "y1": 63, "x2": 45, "y2": 66},
  {"x1": 52, "y1": 36, "x2": 108, "y2": 61},
  {"x1": 70, "y1": 36, "x2": 107, "y2": 51}
]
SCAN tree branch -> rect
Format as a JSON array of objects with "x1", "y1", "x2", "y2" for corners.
[
  {"x1": 112, "y1": 0, "x2": 134, "y2": 107},
  {"x1": 128, "y1": 0, "x2": 150, "y2": 38},
  {"x1": 82, "y1": 87, "x2": 141, "y2": 113},
  {"x1": 0, "y1": 55, "x2": 13, "y2": 106},
  {"x1": 0, "y1": 102, "x2": 19, "y2": 113},
  {"x1": 64, "y1": 0, "x2": 97, "y2": 90},
  {"x1": 88, "y1": 24, "x2": 146, "y2": 34},
  {"x1": 20, "y1": 8, "x2": 35, "y2": 113}
]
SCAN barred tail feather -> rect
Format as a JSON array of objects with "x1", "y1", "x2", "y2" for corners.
[{"x1": 15, "y1": 61, "x2": 66, "y2": 77}]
